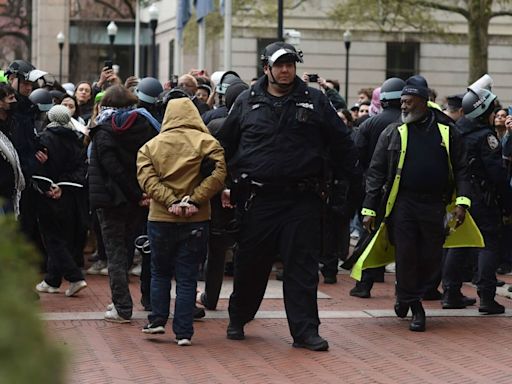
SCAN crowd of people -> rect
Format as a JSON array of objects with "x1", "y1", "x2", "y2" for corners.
[{"x1": 1, "y1": 41, "x2": 511, "y2": 351}]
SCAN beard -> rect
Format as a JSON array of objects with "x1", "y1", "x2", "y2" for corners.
[{"x1": 401, "y1": 109, "x2": 424, "y2": 124}]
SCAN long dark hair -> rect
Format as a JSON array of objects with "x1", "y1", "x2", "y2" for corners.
[{"x1": 61, "y1": 95, "x2": 81, "y2": 119}]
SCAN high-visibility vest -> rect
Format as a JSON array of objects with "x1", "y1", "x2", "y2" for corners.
[{"x1": 351, "y1": 123, "x2": 484, "y2": 281}]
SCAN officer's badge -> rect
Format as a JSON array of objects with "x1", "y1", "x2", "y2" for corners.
[{"x1": 487, "y1": 134, "x2": 499, "y2": 150}]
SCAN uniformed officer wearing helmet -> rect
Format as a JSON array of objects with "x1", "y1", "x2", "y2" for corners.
[
  {"x1": 442, "y1": 86, "x2": 511, "y2": 314},
  {"x1": 218, "y1": 41, "x2": 360, "y2": 351}
]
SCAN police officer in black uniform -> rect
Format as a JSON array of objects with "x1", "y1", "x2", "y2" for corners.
[
  {"x1": 442, "y1": 87, "x2": 510, "y2": 314},
  {"x1": 349, "y1": 77, "x2": 405, "y2": 298},
  {"x1": 218, "y1": 41, "x2": 359, "y2": 351}
]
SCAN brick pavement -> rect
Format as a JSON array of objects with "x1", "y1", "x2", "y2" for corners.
[{"x1": 40, "y1": 271, "x2": 512, "y2": 384}]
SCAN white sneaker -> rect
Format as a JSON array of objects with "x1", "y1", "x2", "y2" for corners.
[
  {"x1": 176, "y1": 338, "x2": 192, "y2": 346},
  {"x1": 36, "y1": 281, "x2": 60, "y2": 294},
  {"x1": 86, "y1": 260, "x2": 107, "y2": 275},
  {"x1": 130, "y1": 264, "x2": 142, "y2": 277},
  {"x1": 385, "y1": 262, "x2": 396, "y2": 273},
  {"x1": 106, "y1": 303, "x2": 114, "y2": 311},
  {"x1": 104, "y1": 306, "x2": 131, "y2": 323},
  {"x1": 100, "y1": 266, "x2": 109, "y2": 276},
  {"x1": 65, "y1": 280, "x2": 87, "y2": 297}
]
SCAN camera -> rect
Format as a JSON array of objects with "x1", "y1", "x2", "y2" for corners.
[{"x1": 307, "y1": 73, "x2": 319, "y2": 83}]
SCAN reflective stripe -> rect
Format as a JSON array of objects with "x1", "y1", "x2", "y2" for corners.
[
  {"x1": 361, "y1": 208, "x2": 376, "y2": 217},
  {"x1": 455, "y1": 196, "x2": 471, "y2": 208}
]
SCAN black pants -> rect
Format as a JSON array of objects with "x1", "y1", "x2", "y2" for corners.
[
  {"x1": 38, "y1": 192, "x2": 84, "y2": 287},
  {"x1": 229, "y1": 193, "x2": 322, "y2": 342},
  {"x1": 389, "y1": 194, "x2": 445, "y2": 304},
  {"x1": 320, "y1": 211, "x2": 350, "y2": 278},
  {"x1": 202, "y1": 233, "x2": 234, "y2": 309},
  {"x1": 443, "y1": 202, "x2": 500, "y2": 299}
]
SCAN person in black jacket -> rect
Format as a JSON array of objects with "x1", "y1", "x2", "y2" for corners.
[
  {"x1": 88, "y1": 85, "x2": 158, "y2": 323},
  {"x1": 442, "y1": 88, "x2": 510, "y2": 314},
  {"x1": 361, "y1": 75, "x2": 471, "y2": 332},
  {"x1": 218, "y1": 42, "x2": 360, "y2": 351},
  {"x1": 34, "y1": 105, "x2": 88, "y2": 297},
  {"x1": 196, "y1": 81, "x2": 249, "y2": 311},
  {"x1": 0, "y1": 84, "x2": 25, "y2": 215},
  {"x1": 349, "y1": 77, "x2": 405, "y2": 297}
]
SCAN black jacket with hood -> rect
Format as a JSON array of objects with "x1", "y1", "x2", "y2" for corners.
[{"x1": 88, "y1": 112, "x2": 157, "y2": 209}]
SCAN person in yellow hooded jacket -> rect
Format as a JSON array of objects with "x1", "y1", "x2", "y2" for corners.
[
  {"x1": 361, "y1": 75, "x2": 472, "y2": 332},
  {"x1": 136, "y1": 97, "x2": 227, "y2": 346}
]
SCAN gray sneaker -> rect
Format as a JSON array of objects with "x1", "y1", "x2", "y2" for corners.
[
  {"x1": 86, "y1": 260, "x2": 107, "y2": 275},
  {"x1": 65, "y1": 280, "x2": 87, "y2": 297}
]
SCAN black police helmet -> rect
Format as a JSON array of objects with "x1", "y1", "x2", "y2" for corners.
[
  {"x1": 380, "y1": 77, "x2": 406, "y2": 102},
  {"x1": 217, "y1": 71, "x2": 242, "y2": 95},
  {"x1": 5, "y1": 60, "x2": 35, "y2": 78},
  {"x1": 29, "y1": 88, "x2": 53, "y2": 112},
  {"x1": 462, "y1": 88, "x2": 497, "y2": 120},
  {"x1": 260, "y1": 41, "x2": 303, "y2": 67},
  {"x1": 156, "y1": 88, "x2": 189, "y2": 112},
  {"x1": 136, "y1": 77, "x2": 163, "y2": 104}
]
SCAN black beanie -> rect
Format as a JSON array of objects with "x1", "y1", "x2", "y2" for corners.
[
  {"x1": 225, "y1": 81, "x2": 249, "y2": 109},
  {"x1": 401, "y1": 75, "x2": 429, "y2": 100}
]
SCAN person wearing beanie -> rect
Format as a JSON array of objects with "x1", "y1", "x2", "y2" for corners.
[
  {"x1": 442, "y1": 87, "x2": 511, "y2": 314},
  {"x1": 34, "y1": 104, "x2": 88, "y2": 297},
  {"x1": 359, "y1": 74, "x2": 476, "y2": 332}
]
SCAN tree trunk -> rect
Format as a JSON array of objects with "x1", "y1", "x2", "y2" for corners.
[{"x1": 467, "y1": 0, "x2": 491, "y2": 83}]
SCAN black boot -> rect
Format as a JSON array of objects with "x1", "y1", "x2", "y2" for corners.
[
  {"x1": 479, "y1": 296, "x2": 505, "y2": 315},
  {"x1": 226, "y1": 322, "x2": 245, "y2": 340},
  {"x1": 349, "y1": 281, "x2": 372, "y2": 298},
  {"x1": 442, "y1": 290, "x2": 467, "y2": 309},
  {"x1": 394, "y1": 301, "x2": 409, "y2": 318},
  {"x1": 409, "y1": 301, "x2": 426, "y2": 332}
]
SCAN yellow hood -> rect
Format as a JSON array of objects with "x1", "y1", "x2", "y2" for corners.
[{"x1": 161, "y1": 98, "x2": 209, "y2": 134}]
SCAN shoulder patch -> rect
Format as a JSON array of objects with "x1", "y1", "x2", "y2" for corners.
[{"x1": 487, "y1": 134, "x2": 499, "y2": 150}]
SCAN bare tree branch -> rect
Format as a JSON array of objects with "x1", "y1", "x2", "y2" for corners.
[
  {"x1": 415, "y1": 0, "x2": 469, "y2": 19},
  {"x1": 94, "y1": 0, "x2": 127, "y2": 18},
  {"x1": 491, "y1": 10, "x2": 512, "y2": 18}
]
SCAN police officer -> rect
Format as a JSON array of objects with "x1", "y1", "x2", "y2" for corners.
[
  {"x1": 135, "y1": 77, "x2": 164, "y2": 121},
  {"x1": 348, "y1": 77, "x2": 405, "y2": 298},
  {"x1": 218, "y1": 41, "x2": 359, "y2": 351},
  {"x1": 361, "y1": 75, "x2": 471, "y2": 332},
  {"x1": 442, "y1": 87, "x2": 510, "y2": 314}
]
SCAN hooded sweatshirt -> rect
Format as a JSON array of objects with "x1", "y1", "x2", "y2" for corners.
[{"x1": 137, "y1": 98, "x2": 227, "y2": 222}]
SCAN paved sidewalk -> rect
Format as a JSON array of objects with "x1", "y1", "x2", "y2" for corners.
[{"x1": 40, "y1": 271, "x2": 512, "y2": 384}]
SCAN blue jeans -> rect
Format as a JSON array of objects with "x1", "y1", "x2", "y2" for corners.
[{"x1": 147, "y1": 221, "x2": 209, "y2": 340}]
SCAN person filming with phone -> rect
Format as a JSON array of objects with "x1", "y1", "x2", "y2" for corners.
[{"x1": 302, "y1": 72, "x2": 346, "y2": 110}]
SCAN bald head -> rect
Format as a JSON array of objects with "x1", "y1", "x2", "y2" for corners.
[{"x1": 178, "y1": 74, "x2": 198, "y2": 96}]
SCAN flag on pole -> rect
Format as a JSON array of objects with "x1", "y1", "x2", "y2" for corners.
[
  {"x1": 177, "y1": 0, "x2": 191, "y2": 40},
  {"x1": 195, "y1": 0, "x2": 214, "y2": 22}
]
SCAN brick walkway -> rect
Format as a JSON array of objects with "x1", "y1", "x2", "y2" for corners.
[{"x1": 40, "y1": 271, "x2": 512, "y2": 384}]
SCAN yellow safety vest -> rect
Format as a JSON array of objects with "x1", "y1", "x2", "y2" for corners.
[{"x1": 351, "y1": 123, "x2": 484, "y2": 281}]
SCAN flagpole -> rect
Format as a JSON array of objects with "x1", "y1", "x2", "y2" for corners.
[
  {"x1": 198, "y1": 18, "x2": 206, "y2": 70},
  {"x1": 174, "y1": 0, "x2": 182, "y2": 76},
  {"x1": 223, "y1": 0, "x2": 232, "y2": 70},
  {"x1": 134, "y1": 0, "x2": 140, "y2": 78}
]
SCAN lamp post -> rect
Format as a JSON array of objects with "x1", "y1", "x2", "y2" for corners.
[
  {"x1": 56, "y1": 31, "x2": 65, "y2": 83},
  {"x1": 277, "y1": 0, "x2": 283, "y2": 40},
  {"x1": 343, "y1": 30, "x2": 352, "y2": 103},
  {"x1": 107, "y1": 21, "x2": 118, "y2": 62},
  {"x1": 149, "y1": 4, "x2": 159, "y2": 78}
]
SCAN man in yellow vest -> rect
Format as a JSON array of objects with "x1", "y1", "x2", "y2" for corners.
[{"x1": 361, "y1": 75, "x2": 471, "y2": 332}]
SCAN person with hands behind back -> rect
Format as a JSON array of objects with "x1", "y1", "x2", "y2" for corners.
[{"x1": 137, "y1": 97, "x2": 226, "y2": 346}]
